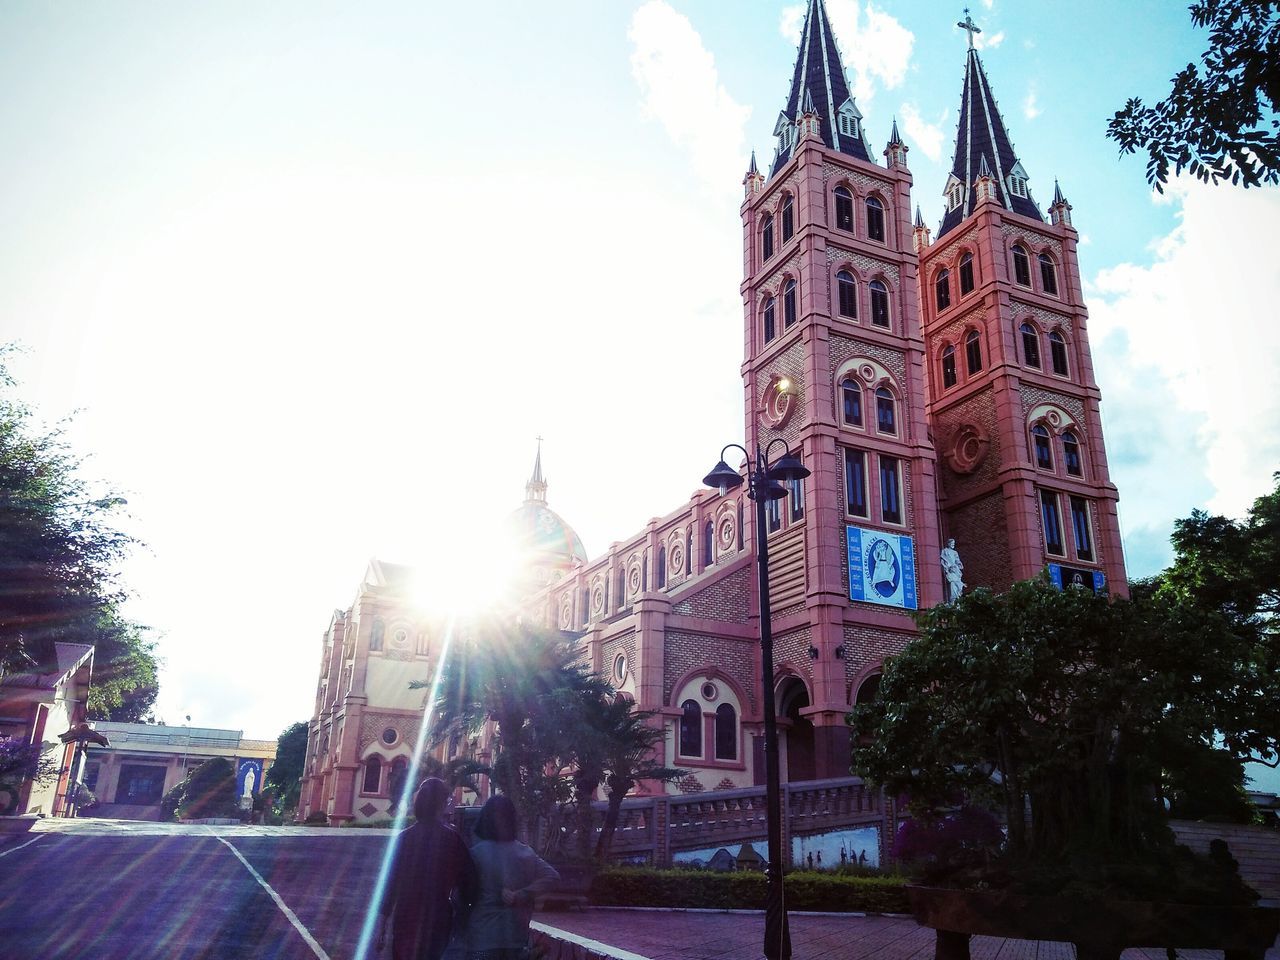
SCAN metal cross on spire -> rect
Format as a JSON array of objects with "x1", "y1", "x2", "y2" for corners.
[{"x1": 957, "y1": 8, "x2": 982, "y2": 49}]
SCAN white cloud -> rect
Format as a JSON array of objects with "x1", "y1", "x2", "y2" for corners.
[
  {"x1": 1089, "y1": 178, "x2": 1280, "y2": 532},
  {"x1": 980, "y1": 0, "x2": 995, "y2": 8},
  {"x1": 975, "y1": 30, "x2": 1005, "y2": 50},
  {"x1": 629, "y1": 1, "x2": 750, "y2": 191},
  {"x1": 899, "y1": 102, "x2": 949, "y2": 163},
  {"x1": 1023, "y1": 89, "x2": 1041, "y2": 120},
  {"x1": 780, "y1": 1, "x2": 915, "y2": 106}
]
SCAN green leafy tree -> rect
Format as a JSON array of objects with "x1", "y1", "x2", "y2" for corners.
[
  {"x1": 851, "y1": 577, "x2": 1275, "y2": 885},
  {"x1": 0, "y1": 738, "x2": 59, "y2": 785},
  {"x1": 169, "y1": 756, "x2": 238, "y2": 821},
  {"x1": 264, "y1": 721, "x2": 309, "y2": 816},
  {"x1": 1108, "y1": 0, "x2": 1280, "y2": 191},
  {"x1": 0, "y1": 346, "x2": 158, "y2": 715}
]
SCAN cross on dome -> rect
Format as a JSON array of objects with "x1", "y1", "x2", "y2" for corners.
[{"x1": 957, "y1": 8, "x2": 982, "y2": 49}]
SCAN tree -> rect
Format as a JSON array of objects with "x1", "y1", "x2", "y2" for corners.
[
  {"x1": 163, "y1": 756, "x2": 238, "y2": 821},
  {"x1": 420, "y1": 621, "x2": 611, "y2": 851},
  {"x1": 851, "y1": 576, "x2": 1276, "y2": 891},
  {"x1": 1108, "y1": 1, "x2": 1280, "y2": 191},
  {"x1": 264, "y1": 721, "x2": 309, "y2": 816},
  {"x1": 0, "y1": 346, "x2": 158, "y2": 714}
]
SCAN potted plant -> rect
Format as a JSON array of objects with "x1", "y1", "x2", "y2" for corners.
[{"x1": 851, "y1": 577, "x2": 1280, "y2": 960}]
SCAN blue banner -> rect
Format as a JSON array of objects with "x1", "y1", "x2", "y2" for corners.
[
  {"x1": 236, "y1": 758, "x2": 263, "y2": 800},
  {"x1": 846, "y1": 526, "x2": 917, "y2": 610},
  {"x1": 1048, "y1": 564, "x2": 1106, "y2": 593}
]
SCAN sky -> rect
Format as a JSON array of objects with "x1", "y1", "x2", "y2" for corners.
[{"x1": 1, "y1": 1, "x2": 1277, "y2": 759}]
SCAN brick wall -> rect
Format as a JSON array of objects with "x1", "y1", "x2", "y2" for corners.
[
  {"x1": 663, "y1": 631, "x2": 758, "y2": 713},
  {"x1": 842, "y1": 624, "x2": 912, "y2": 695},
  {"x1": 672, "y1": 567, "x2": 750, "y2": 622},
  {"x1": 945, "y1": 490, "x2": 1013, "y2": 591}
]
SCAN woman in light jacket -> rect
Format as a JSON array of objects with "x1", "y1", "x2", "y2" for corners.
[{"x1": 463, "y1": 794, "x2": 559, "y2": 960}]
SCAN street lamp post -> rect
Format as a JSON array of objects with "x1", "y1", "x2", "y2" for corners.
[{"x1": 703, "y1": 440, "x2": 809, "y2": 960}]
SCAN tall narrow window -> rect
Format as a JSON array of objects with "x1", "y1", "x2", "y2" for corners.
[
  {"x1": 618, "y1": 567, "x2": 628, "y2": 609},
  {"x1": 834, "y1": 186, "x2": 854, "y2": 232},
  {"x1": 715, "y1": 703, "x2": 737, "y2": 760},
  {"x1": 363, "y1": 756, "x2": 382, "y2": 794},
  {"x1": 845, "y1": 448, "x2": 868, "y2": 517},
  {"x1": 370, "y1": 618, "x2": 385, "y2": 652},
  {"x1": 1032, "y1": 424, "x2": 1054, "y2": 470},
  {"x1": 1021, "y1": 323, "x2": 1041, "y2": 368},
  {"x1": 767, "y1": 495, "x2": 782, "y2": 532},
  {"x1": 761, "y1": 215, "x2": 774, "y2": 261},
  {"x1": 1039, "y1": 253, "x2": 1059, "y2": 296},
  {"x1": 1012, "y1": 244, "x2": 1031, "y2": 286},
  {"x1": 965, "y1": 330, "x2": 982, "y2": 375},
  {"x1": 789, "y1": 477, "x2": 804, "y2": 522},
  {"x1": 763, "y1": 297, "x2": 776, "y2": 343},
  {"x1": 841, "y1": 378, "x2": 863, "y2": 426},
  {"x1": 1063, "y1": 431, "x2": 1082, "y2": 477},
  {"x1": 959, "y1": 253, "x2": 975, "y2": 295},
  {"x1": 836, "y1": 270, "x2": 857, "y2": 318},
  {"x1": 679, "y1": 700, "x2": 702, "y2": 757},
  {"x1": 880, "y1": 456, "x2": 902, "y2": 524},
  {"x1": 657, "y1": 546, "x2": 667, "y2": 588},
  {"x1": 1040, "y1": 489, "x2": 1064, "y2": 555},
  {"x1": 869, "y1": 280, "x2": 889, "y2": 327},
  {"x1": 781, "y1": 194, "x2": 795, "y2": 243},
  {"x1": 935, "y1": 270, "x2": 951, "y2": 311},
  {"x1": 703, "y1": 519, "x2": 714, "y2": 567},
  {"x1": 941, "y1": 346, "x2": 957, "y2": 388},
  {"x1": 686, "y1": 530, "x2": 692, "y2": 574},
  {"x1": 866, "y1": 196, "x2": 885, "y2": 242},
  {"x1": 1070, "y1": 496, "x2": 1093, "y2": 561},
  {"x1": 875, "y1": 387, "x2": 896, "y2": 435},
  {"x1": 783, "y1": 279, "x2": 797, "y2": 328},
  {"x1": 1049, "y1": 331, "x2": 1069, "y2": 376}
]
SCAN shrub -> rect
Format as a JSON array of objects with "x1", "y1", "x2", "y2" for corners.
[
  {"x1": 174, "y1": 757, "x2": 238, "y2": 820},
  {"x1": 891, "y1": 808, "x2": 1003, "y2": 881},
  {"x1": 589, "y1": 867, "x2": 910, "y2": 914}
]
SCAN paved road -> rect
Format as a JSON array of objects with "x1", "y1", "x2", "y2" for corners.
[{"x1": 2, "y1": 820, "x2": 1278, "y2": 960}]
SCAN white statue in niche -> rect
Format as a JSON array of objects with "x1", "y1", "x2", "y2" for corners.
[
  {"x1": 242, "y1": 765, "x2": 256, "y2": 799},
  {"x1": 941, "y1": 539, "x2": 965, "y2": 602}
]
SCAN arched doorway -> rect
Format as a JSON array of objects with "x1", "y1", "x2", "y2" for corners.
[{"x1": 777, "y1": 676, "x2": 815, "y2": 783}]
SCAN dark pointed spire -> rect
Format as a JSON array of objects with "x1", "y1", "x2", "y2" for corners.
[
  {"x1": 1052, "y1": 179, "x2": 1065, "y2": 205},
  {"x1": 914, "y1": 204, "x2": 925, "y2": 228},
  {"x1": 748, "y1": 151, "x2": 759, "y2": 176},
  {"x1": 525, "y1": 437, "x2": 547, "y2": 504},
  {"x1": 888, "y1": 117, "x2": 903, "y2": 146},
  {"x1": 978, "y1": 154, "x2": 992, "y2": 179},
  {"x1": 772, "y1": 0, "x2": 869, "y2": 174},
  {"x1": 938, "y1": 26, "x2": 1043, "y2": 238}
]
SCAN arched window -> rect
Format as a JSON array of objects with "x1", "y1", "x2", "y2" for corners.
[
  {"x1": 703, "y1": 519, "x2": 714, "y2": 567},
  {"x1": 875, "y1": 387, "x2": 896, "y2": 435},
  {"x1": 363, "y1": 756, "x2": 382, "y2": 794},
  {"x1": 935, "y1": 269, "x2": 951, "y2": 311},
  {"x1": 783, "y1": 279, "x2": 797, "y2": 328},
  {"x1": 1049, "y1": 331, "x2": 1069, "y2": 376},
  {"x1": 941, "y1": 345, "x2": 957, "y2": 388},
  {"x1": 679, "y1": 700, "x2": 702, "y2": 757},
  {"x1": 761, "y1": 215, "x2": 774, "y2": 261},
  {"x1": 1011, "y1": 244, "x2": 1031, "y2": 286},
  {"x1": 1032, "y1": 424, "x2": 1053, "y2": 470},
  {"x1": 869, "y1": 280, "x2": 890, "y2": 327},
  {"x1": 841, "y1": 378, "x2": 863, "y2": 426},
  {"x1": 781, "y1": 194, "x2": 795, "y2": 243},
  {"x1": 959, "y1": 253, "x2": 975, "y2": 295},
  {"x1": 834, "y1": 186, "x2": 854, "y2": 232},
  {"x1": 965, "y1": 330, "x2": 983, "y2": 375},
  {"x1": 1063, "y1": 431, "x2": 1083, "y2": 476},
  {"x1": 1039, "y1": 253, "x2": 1059, "y2": 296},
  {"x1": 865, "y1": 196, "x2": 885, "y2": 242},
  {"x1": 836, "y1": 270, "x2": 857, "y2": 318},
  {"x1": 763, "y1": 297, "x2": 776, "y2": 343},
  {"x1": 714, "y1": 703, "x2": 737, "y2": 760},
  {"x1": 1021, "y1": 323, "x2": 1041, "y2": 368},
  {"x1": 370, "y1": 618, "x2": 385, "y2": 652},
  {"x1": 657, "y1": 545, "x2": 667, "y2": 588}
]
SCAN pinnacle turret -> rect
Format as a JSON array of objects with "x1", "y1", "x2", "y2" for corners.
[
  {"x1": 524, "y1": 438, "x2": 548, "y2": 504},
  {"x1": 938, "y1": 23, "x2": 1042, "y2": 238},
  {"x1": 771, "y1": 0, "x2": 870, "y2": 175}
]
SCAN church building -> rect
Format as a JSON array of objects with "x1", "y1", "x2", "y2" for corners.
[{"x1": 300, "y1": 1, "x2": 1125, "y2": 823}]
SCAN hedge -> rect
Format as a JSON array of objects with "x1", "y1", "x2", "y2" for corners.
[{"x1": 588, "y1": 868, "x2": 910, "y2": 914}]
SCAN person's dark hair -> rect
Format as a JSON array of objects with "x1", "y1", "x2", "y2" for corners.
[
  {"x1": 474, "y1": 794, "x2": 518, "y2": 842},
  {"x1": 412, "y1": 777, "x2": 449, "y2": 823}
]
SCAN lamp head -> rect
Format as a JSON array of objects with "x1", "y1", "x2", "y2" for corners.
[
  {"x1": 762, "y1": 478, "x2": 789, "y2": 501},
  {"x1": 765, "y1": 449, "x2": 811, "y2": 484},
  {"x1": 702, "y1": 460, "x2": 744, "y2": 496}
]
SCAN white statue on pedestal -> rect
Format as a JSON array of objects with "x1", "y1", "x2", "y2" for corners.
[{"x1": 941, "y1": 538, "x2": 965, "y2": 602}]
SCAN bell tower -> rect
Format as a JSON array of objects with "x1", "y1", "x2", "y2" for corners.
[
  {"x1": 918, "y1": 18, "x2": 1127, "y2": 595},
  {"x1": 734, "y1": 0, "x2": 943, "y2": 780}
]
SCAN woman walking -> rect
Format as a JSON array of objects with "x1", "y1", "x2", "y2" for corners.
[
  {"x1": 378, "y1": 778, "x2": 476, "y2": 960},
  {"x1": 462, "y1": 795, "x2": 559, "y2": 960}
]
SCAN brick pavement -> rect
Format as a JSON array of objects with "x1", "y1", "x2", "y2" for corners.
[{"x1": 533, "y1": 908, "x2": 1280, "y2": 960}]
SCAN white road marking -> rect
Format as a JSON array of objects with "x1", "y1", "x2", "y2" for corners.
[
  {"x1": 0, "y1": 835, "x2": 42, "y2": 859},
  {"x1": 216, "y1": 835, "x2": 331, "y2": 960}
]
